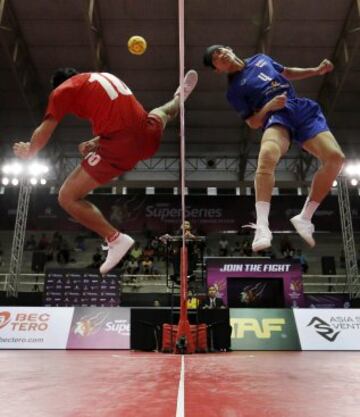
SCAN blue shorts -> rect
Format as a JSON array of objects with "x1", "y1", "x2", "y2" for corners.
[{"x1": 264, "y1": 97, "x2": 329, "y2": 145}]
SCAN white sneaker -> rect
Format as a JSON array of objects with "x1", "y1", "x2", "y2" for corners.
[
  {"x1": 100, "y1": 233, "x2": 134, "y2": 275},
  {"x1": 290, "y1": 215, "x2": 315, "y2": 247},
  {"x1": 174, "y1": 70, "x2": 198, "y2": 101},
  {"x1": 242, "y1": 223, "x2": 272, "y2": 252}
]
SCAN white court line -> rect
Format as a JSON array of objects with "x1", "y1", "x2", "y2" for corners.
[{"x1": 175, "y1": 355, "x2": 185, "y2": 417}]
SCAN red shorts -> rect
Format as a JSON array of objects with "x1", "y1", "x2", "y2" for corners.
[{"x1": 81, "y1": 114, "x2": 163, "y2": 184}]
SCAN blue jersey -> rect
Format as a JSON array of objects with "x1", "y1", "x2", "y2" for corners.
[
  {"x1": 226, "y1": 53, "x2": 329, "y2": 144},
  {"x1": 226, "y1": 53, "x2": 296, "y2": 120}
]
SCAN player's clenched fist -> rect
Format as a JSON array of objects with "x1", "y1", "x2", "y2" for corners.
[{"x1": 13, "y1": 142, "x2": 34, "y2": 160}]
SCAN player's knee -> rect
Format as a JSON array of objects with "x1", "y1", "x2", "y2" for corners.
[
  {"x1": 149, "y1": 109, "x2": 170, "y2": 128},
  {"x1": 58, "y1": 187, "x2": 73, "y2": 210},
  {"x1": 325, "y1": 149, "x2": 345, "y2": 171},
  {"x1": 256, "y1": 140, "x2": 281, "y2": 175}
]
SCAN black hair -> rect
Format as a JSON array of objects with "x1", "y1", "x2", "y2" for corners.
[
  {"x1": 203, "y1": 44, "x2": 225, "y2": 69},
  {"x1": 50, "y1": 67, "x2": 79, "y2": 89}
]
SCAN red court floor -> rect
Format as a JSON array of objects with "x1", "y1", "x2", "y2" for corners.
[{"x1": 0, "y1": 350, "x2": 358, "y2": 417}]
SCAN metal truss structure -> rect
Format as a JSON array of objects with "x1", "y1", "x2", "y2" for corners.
[
  {"x1": 5, "y1": 179, "x2": 31, "y2": 297},
  {"x1": 337, "y1": 175, "x2": 359, "y2": 299}
]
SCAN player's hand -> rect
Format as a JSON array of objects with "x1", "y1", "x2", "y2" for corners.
[
  {"x1": 316, "y1": 59, "x2": 334, "y2": 76},
  {"x1": 13, "y1": 142, "x2": 35, "y2": 160},
  {"x1": 268, "y1": 93, "x2": 287, "y2": 111},
  {"x1": 78, "y1": 140, "x2": 98, "y2": 157}
]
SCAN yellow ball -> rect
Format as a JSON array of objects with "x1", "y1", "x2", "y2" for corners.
[{"x1": 128, "y1": 36, "x2": 147, "y2": 55}]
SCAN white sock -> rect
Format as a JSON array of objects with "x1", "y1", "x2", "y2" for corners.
[
  {"x1": 255, "y1": 201, "x2": 270, "y2": 226},
  {"x1": 299, "y1": 197, "x2": 319, "y2": 221}
]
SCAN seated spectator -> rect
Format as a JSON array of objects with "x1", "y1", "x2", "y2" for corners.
[
  {"x1": 187, "y1": 290, "x2": 200, "y2": 309},
  {"x1": 242, "y1": 238, "x2": 252, "y2": 256},
  {"x1": 280, "y1": 236, "x2": 295, "y2": 258},
  {"x1": 130, "y1": 242, "x2": 143, "y2": 262},
  {"x1": 126, "y1": 257, "x2": 140, "y2": 274},
  {"x1": 74, "y1": 235, "x2": 86, "y2": 252},
  {"x1": 57, "y1": 238, "x2": 70, "y2": 264},
  {"x1": 88, "y1": 248, "x2": 104, "y2": 269},
  {"x1": 143, "y1": 244, "x2": 155, "y2": 260},
  {"x1": 231, "y1": 241, "x2": 242, "y2": 256},
  {"x1": 141, "y1": 256, "x2": 153, "y2": 275},
  {"x1": 51, "y1": 232, "x2": 62, "y2": 251},
  {"x1": 200, "y1": 286, "x2": 226, "y2": 309},
  {"x1": 150, "y1": 237, "x2": 161, "y2": 260},
  {"x1": 295, "y1": 249, "x2": 309, "y2": 273},
  {"x1": 25, "y1": 234, "x2": 37, "y2": 250},
  {"x1": 38, "y1": 233, "x2": 49, "y2": 250},
  {"x1": 218, "y1": 236, "x2": 229, "y2": 256}
]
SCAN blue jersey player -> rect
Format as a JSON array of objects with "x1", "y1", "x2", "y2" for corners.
[{"x1": 203, "y1": 45, "x2": 345, "y2": 252}]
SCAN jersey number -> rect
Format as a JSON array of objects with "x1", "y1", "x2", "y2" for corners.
[
  {"x1": 85, "y1": 152, "x2": 101, "y2": 166},
  {"x1": 89, "y1": 73, "x2": 132, "y2": 100}
]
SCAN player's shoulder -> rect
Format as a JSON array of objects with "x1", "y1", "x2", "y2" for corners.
[{"x1": 245, "y1": 53, "x2": 272, "y2": 66}]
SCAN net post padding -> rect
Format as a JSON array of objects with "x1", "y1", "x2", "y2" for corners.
[
  {"x1": 161, "y1": 248, "x2": 208, "y2": 353},
  {"x1": 175, "y1": 247, "x2": 194, "y2": 353}
]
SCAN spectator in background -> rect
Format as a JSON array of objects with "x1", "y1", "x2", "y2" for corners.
[
  {"x1": 130, "y1": 242, "x2": 143, "y2": 263},
  {"x1": 57, "y1": 238, "x2": 70, "y2": 264},
  {"x1": 218, "y1": 236, "x2": 229, "y2": 256},
  {"x1": 141, "y1": 256, "x2": 153, "y2": 275},
  {"x1": 150, "y1": 237, "x2": 161, "y2": 260},
  {"x1": 126, "y1": 257, "x2": 140, "y2": 275},
  {"x1": 280, "y1": 236, "x2": 295, "y2": 259},
  {"x1": 89, "y1": 247, "x2": 104, "y2": 269},
  {"x1": 200, "y1": 286, "x2": 226, "y2": 309},
  {"x1": 38, "y1": 233, "x2": 49, "y2": 250},
  {"x1": 25, "y1": 234, "x2": 37, "y2": 250},
  {"x1": 187, "y1": 290, "x2": 200, "y2": 309},
  {"x1": 242, "y1": 238, "x2": 252, "y2": 256},
  {"x1": 143, "y1": 244, "x2": 155, "y2": 260},
  {"x1": 231, "y1": 241, "x2": 242, "y2": 256},
  {"x1": 295, "y1": 249, "x2": 309, "y2": 273},
  {"x1": 75, "y1": 235, "x2": 86, "y2": 252}
]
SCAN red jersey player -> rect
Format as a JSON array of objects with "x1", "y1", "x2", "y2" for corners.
[{"x1": 13, "y1": 68, "x2": 198, "y2": 275}]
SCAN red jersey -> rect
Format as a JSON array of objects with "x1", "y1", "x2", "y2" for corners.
[{"x1": 45, "y1": 72, "x2": 147, "y2": 135}]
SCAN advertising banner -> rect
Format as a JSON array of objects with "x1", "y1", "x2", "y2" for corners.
[
  {"x1": 230, "y1": 308, "x2": 300, "y2": 350},
  {"x1": 294, "y1": 309, "x2": 360, "y2": 350},
  {"x1": 0, "y1": 307, "x2": 74, "y2": 349},
  {"x1": 1, "y1": 193, "x2": 356, "y2": 233},
  {"x1": 207, "y1": 257, "x2": 304, "y2": 308},
  {"x1": 305, "y1": 294, "x2": 350, "y2": 309},
  {"x1": 66, "y1": 307, "x2": 130, "y2": 349},
  {"x1": 44, "y1": 269, "x2": 120, "y2": 307}
]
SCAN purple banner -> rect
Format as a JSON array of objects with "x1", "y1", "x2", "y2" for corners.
[
  {"x1": 66, "y1": 307, "x2": 130, "y2": 349},
  {"x1": 206, "y1": 257, "x2": 305, "y2": 308}
]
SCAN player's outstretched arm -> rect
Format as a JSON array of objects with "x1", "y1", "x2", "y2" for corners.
[
  {"x1": 13, "y1": 117, "x2": 58, "y2": 160},
  {"x1": 283, "y1": 59, "x2": 334, "y2": 80}
]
